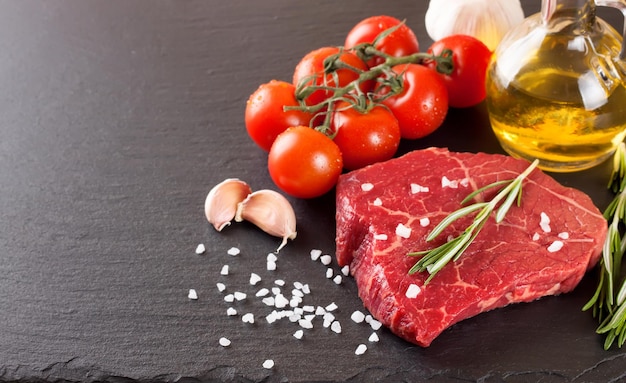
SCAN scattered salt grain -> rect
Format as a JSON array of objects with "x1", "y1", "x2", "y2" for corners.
[
  {"x1": 326, "y1": 302, "x2": 338, "y2": 312},
  {"x1": 441, "y1": 176, "x2": 459, "y2": 189},
  {"x1": 263, "y1": 359, "x2": 275, "y2": 369},
  {"x1": 341, "y1": 265, "x2": 350, "y2": 276},
  {"x1": 216, "y1": 283, "x2": 226, "y2": 292},
  {"x1": 370, "y1": 319, "x2": 382, "y2": 330},
  {"x1": 395, "y1": 223, "x2": 411, "y2": 239},
  {"x1": 548, "y1": 240, "x2": 564, "y2": 253},
  {"x1": 219, "y1": 337, "x2": 231, "y2": 347},
  {"x1": 361, "y1": 183, "x2": 374, "y2": 191},
  {"x1": 274, "y1": 279, "x2": 286, "y2": 286},
  {"x1": 292, "y1": 288, "x2": 304, "y2": 298},
  {"x1": 266, "y1": 311, "x2": 278, "y2": 324},
  {"x1": 293, "y1": 329, "x2": 304, "y2": 339},
  {"x1": 320, "y1": 254, "x2": 332, "y2": 265},
  {"x1": 188, "y1": 289, "x2": 198, "y2": 300},
  {"x1": 290, "y1": 297, "x2": 302, "y2": 307},
  {"x1": 310, "y1": 249, "x2": 322, "y2": 261},
  {"x1": 227, "y1": 247, "x2": 240, "y2": 256},
  {"x1": 369, "y1": 332, "x2": 380, "y2": 342},
  {"x1": 299, "y1": 318, "x2": 314, "y2": 329},
  {"x1": 249, "y1": 273, "x2": 262, "y2": 285},
  {"x1": 331, "y1": 320, "x2": 342, "y2": 334},
  {"x1": 262, "y1": 296, "x2": 275, "y2": 306},
  {"x1": 532, "y1": 232, "x2": 540, "y2": 241},
  {"x1": 365, "y1": 315, "x2": 373, "y2": 324},
  {"x1": 267, "y1": 261, "x2": 277, "y2": 271},
  {"x1": 220, "y1": 265, "x2": 229, "y2": 276},
  {"x1": 373, "y1": 198, "x2": 383, "y2": 206},
  {"x1": 195, "y1": 244, "x2": 205, "y2": 254},
  {"x1": 315, "y1": 306, "x2": 326, "y2": 316},
  {"x1": 351, "y1": 311, "x2": 365, "y2": 323},
  {"x1": 355, "y1": 344, "x2": 367, "y2": 355},
  {"x1": 326, "y1": 268, "x2": 334, "y2": 279},
  {"x1": 373, "y1": 233, "x2": 388, "y2": 241},
  {"x1": 224, "y1": 294, "x2": 235, "y2": 303},
  {"x1": 460, "y1": 178, "x2": 470, "y2": 187},
  {"x1": 323, "y1": 313, "x2": 335, "y2": 328},
  {"x1": 405, "y1": 284, "x2": 421, "y2": 298},
  {"x1": 226, "y1": 307, "x2": 237, "y2": 316},
  {"x1": 256, "y1": 288, "x2": 269, "y2": 297},
  {"x1": 303, "y1": 305, "x2": 315, "y2": 313},
  {"x1": 540, "y1": 212, "x2": 551, "y2": 233},
  {"x1": 271, "y1": 287, "x2": 281, "y2": 295},
  {"x1": 267, "y1": 253, "x2": 278, "y2": 262},
  {"x1": 301, "y1": 284, "x2": 311, "y2": 294},
  {"x1": 410, "y1": 183, "x2": 429, "y2": 194},
  {"x1": 333, "y1": 275, "x2": 343, "y2": 285},
  {"x1": 558, "y1": 232, "x2": 570, "y2": 240},
  {"x1": 234, "y1": 291, "x2": 247, "y2": 301},
  {"x1": 242, "y1": 313, "x2": 255, "y2": 324},
  {"x1": 275, "y1": 294, "x2": 289, "y2": 308},
  {"x1": 419, "y1": 217, "x2": 430, "y2": 227}
]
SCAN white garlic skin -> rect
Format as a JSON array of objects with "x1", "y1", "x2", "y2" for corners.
[
  {"x1": 204, "y1": 178, "x2": 252, "y2": 231},
  {"x1": 425, "y1": 0, "x2": 525, "y2": 51},
  {"x1": 235, "y1": 189, "x2": 297, "y2": 252}
]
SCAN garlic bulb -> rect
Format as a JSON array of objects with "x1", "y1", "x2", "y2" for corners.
[
  {"x1": 205, "y1": 178, "x2": 253, "y2": 231},
  {"x1": 425, "y1": 0, "x2": 525, "y2": 51},
  {"x1": 235, "y1": 189, "x2": 297, "y2": 252}
]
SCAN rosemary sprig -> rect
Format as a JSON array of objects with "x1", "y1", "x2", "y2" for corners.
[
  {"x1": 408, "y1": 159, "x2": 540, "y2": 284},
  {"x1": 583, "y1": 142, "x2": 626, "y2": 350}
]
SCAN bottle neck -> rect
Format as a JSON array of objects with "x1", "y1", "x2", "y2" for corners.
[{"x1": 542, "y1": 0, "x2": 596, "y2": 27}]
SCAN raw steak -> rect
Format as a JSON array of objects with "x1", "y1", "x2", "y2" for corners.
[{"x1": 335, "y1": 147, "x2": 607, "y2": 347}]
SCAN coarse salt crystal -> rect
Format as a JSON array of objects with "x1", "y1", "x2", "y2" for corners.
[
  {"x1": 266, "y1": 311, "x2": 278, "y2": 324},
  {"x1": 326, "y1": 302, "x2": 338, "y2": 311},
  {"x1": 548, "y1": 240, "x2": 564, "y2": 253},
  {"x1": 263, "y1": 359, "x2": 274, "y2": 369},
  {"x1": 315, "y1": 306, "x2": 326, "y2": 316},
  {"x1": 460, "y1": 178, "x2": 470, "y2": 187},
  {"x1": 289, "y1": 312, "x2": 301, "y2": 322},
  {"x1": 333, "y1": 275, "x2": 343, "y2": 285},
  {"x1": 216, "y1": 283, "x2": 226, "y2": 292},
  {"x1": 532, "y1": 232, "x2": 540, "y2": 241},
  {"x1": 355, "y1": 344, "x2": 367, "y2": 355},
  {"x1": 188, "y1": 289, "x2": 198, "y2": 300},
  {"x1": 369, "y1": 332, "x2": 379, "y2": 342},
  {"x1": 419, "y1": 217, "x2": 430, "y2": 227},
  {"x1": 310, "y1": 249, "x2": 322, "y2": 261},
  {"x1": 373, "y1": 198, "x2": 383, "y2": 206},
  {"x1": 351, "y1": 310, "x2": 365, "y2": 323},
  {"x1": 249, "y1": 273, "x2": 261, "y2": 285},
  {"x1": 410, "y1": 183, "x2": 429, "y2": 194},
  {"x1": 293, "y1": 329, "x2": 304, "y2": 339},
  {"x1": 441, "y1": 176, "x2": 458, "y2": 189},
  {"x1": 303, "y1": 305, "x2": 315, "y2": 312},
  {"x1": 540, "y1": 212, "x2": 551, "y2": 233},
  {"x1": 267, "y1": 261, "x2": 277, "y2": 271},
  {"x1": 227, "y1": 247, "x2": 240, "y2": 256},
  {"x1": 331, "y1": 320, "x2": 342, "y2": 334},
  {"x1": 320, "y1": 255, "x2": 332, "y2": 265},
  {"x1": 396, "y1": 223, "x2": 411, "y2": 239},
  {"x1": 226, "y1": 307, "x2": 237, "y2": 316},
  {"x1": 234, "y1": 291, "x2": 247, "y2": 301},
  {"x1": 292, "y1": 289, "x2": 304, "y2": 298},
  {"x1": 289, "y1": 297, "x2": 302, "y2": 307},
  {"x1": 256, "y1": 288, "x2": 270, "y2": 297},
  {"x1": 267, "y1": 253, "x2": 278, "y2": 262},
  {"x1": 242, "y1": 313, "x2": 255, "y2": 324},
  {"x1": 262, "y1": 297, "x2": 275, "y2": 306},
  {"x1": 274, "y1": 279, "x2": 286, "y2": 286},
  {"x1": 299, "y1": 318, "x2": 313, "y2": 329},
  {"x1": 365, "y1": 315, "x2": 373, "y2": 324},
  {"x1": 341, "y1": 265, "x2": 350, "y2": 276},
  {"x1": 370, "y1": 319, "x2": 382, "y2": 330},
  {"x1": 220, "y1": 265, "x2": 229, "y2": 276},
  {"x1": 195, "y1": 244, "x2": 205, "y2": 254},
  {"x1": 219, "y1": 337, "x2": 231, "y2": 347},
  {"x1": 326, "y1": 268, "x2": 334, "y2": 279},
  {"x1": 301, "y1": 284, "x2": 311, "y2": 294},
  {"x1": 373, "y1": 233, "x2": 388, "y2": 241},
  {"x1": 275, "y1": 294, "x2": 289, "y2": 308},
  {"x1": 558, "y1": 232, "x2": 570, "y2": 240},
  {"x1": 361, "y1": 183, "x2": 374, "y2": 191},
  {"x1": 224, "y1": 294, "x2": 235, "y2": 303},
  {"x1": 271, "y1": 287, "x2": 281, "y2": 295},
  {"x1": 405, "y1": 284, "x2": 421, "y2": 298}
]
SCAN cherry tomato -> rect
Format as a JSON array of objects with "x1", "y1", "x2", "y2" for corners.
[
  {"x1": 268, "y1": 126, "x2": 343, "y2": 199},
  {"x1": 331, "y1": 101, "x2": 401, "y2": 170},
  {"x1": 292, "y1": 47, "x2": 371, "y2": 106},
  {"x1": 344, "y1": 15, "x2": 420, "y2": 68},
  {"x1": 426, "y1": 34, "x2": 492, "y2": 108},
  {"x1": 379, "y1": 63, "x2": 448, "y2": 139},
  {"x1": 244, "y1": 80, "x2": 313, "y2": 152}
]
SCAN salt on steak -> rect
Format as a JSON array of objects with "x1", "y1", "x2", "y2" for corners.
[{"x1": 335, "y1": 147, "x2": 607, "y2": 347}]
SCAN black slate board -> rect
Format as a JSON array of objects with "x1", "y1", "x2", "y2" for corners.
[{"x1": 1, "y1": 1, "x2": 625, "y2": 382}]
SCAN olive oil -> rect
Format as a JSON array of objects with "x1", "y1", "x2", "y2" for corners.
[{"x1": 485, "y1": 2, "x2": 626, "y2": 172}]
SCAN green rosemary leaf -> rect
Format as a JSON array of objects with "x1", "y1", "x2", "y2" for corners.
[
  {"x1": 495, "y1": 180, "x2": 522, "y2": 223},
  {"x1": 461, "y1": 179, "x2": 511, "y2": 205},
  {"x1": 425, "y1": 203, "x2": 487, "y2": 241}
]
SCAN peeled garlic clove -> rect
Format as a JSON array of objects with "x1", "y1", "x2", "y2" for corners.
[
  {"x1": 205, "y1": 178, "x2": 252, "y2": 231},
  {"x1": 235, "y1": 189, "x2": 297, "y2": 252},
  {"x1": 425, "y1": 0, "x2": 524, "y2": 51}
]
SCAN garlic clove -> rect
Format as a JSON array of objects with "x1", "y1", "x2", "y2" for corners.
[
  {"x1": 425, "y1": 0, "x2": 524, "y2": 51},
  {"x1": 205, "y1": 178, "x2": 253, "y2": 232},
  {"x1": 235, "y1": 189, "x2": 297, "y2": 252}
]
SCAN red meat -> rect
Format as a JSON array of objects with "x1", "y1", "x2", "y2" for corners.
[{"x1": 335, "y1": 148, "x2": 606, "y2": 347}]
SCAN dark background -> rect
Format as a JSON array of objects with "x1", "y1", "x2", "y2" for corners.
[{"x1": 1, "y1": 1, "x2": 625, "y2": 382}]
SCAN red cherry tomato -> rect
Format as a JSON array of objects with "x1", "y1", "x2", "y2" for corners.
[
  {"x1": 245, "y1": 80, "x2": 313, "y2": 151},
  {"x1": 292, "y1": 47, "x2": 371, "y2": 106},
  {"x1": 426, "y1": 34, "x2": 492, "y2": 108},
  {"x1": 331, "y1": 101, "x2": 401, "y2": 170},
  {"x1": 268, "y1": 126, "x2": 343, "y2": 199},
  {"x1": 345, "y1": 15, "x2": 420, "y2": 68},
  {"x1": 379, "y1": 63, "x2": 448, "y2": 139}
]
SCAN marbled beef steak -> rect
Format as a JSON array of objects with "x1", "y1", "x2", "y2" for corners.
[{"x1": 335, "y1": 148, "x2": 607, "y2": 347}]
